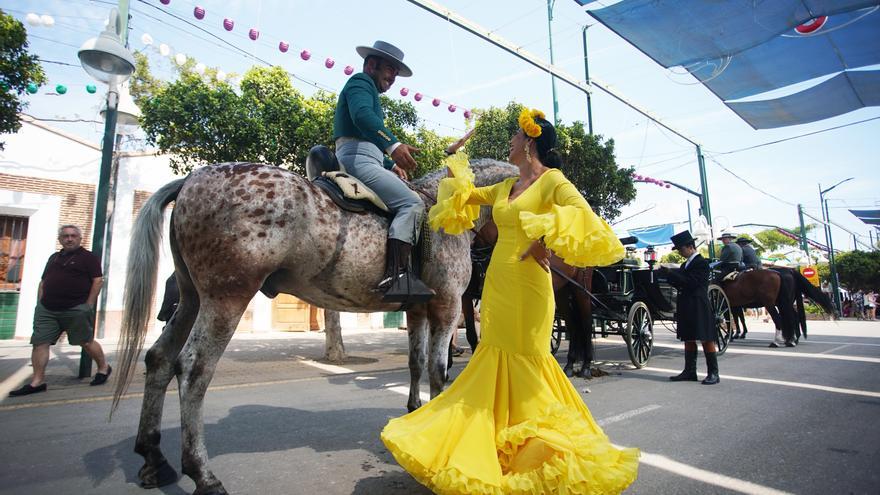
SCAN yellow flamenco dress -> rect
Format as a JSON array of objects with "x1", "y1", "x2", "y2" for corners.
[{"x1": 381, "y1": 154, "x2": 639, "y2": 494}]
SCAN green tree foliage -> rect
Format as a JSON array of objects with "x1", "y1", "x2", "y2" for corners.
[
  {"x1": 834, "y1": 250, "x2": 880, "y2": 291},
  {"x1": 753, "y1": 224, "x2": 815, "y2": 252},
  {"x1": 464, "y1": 103, "x2": 635, "y2": 220},
  {"x1": 132, "y1": 55, "x2": 449, "y2": 176},
  {"x1": 660, "y1": 251, "x2": 685, "y2": 264},
  {"x1": 0, "y1": 10, "x2": 46, "y2": 150}
]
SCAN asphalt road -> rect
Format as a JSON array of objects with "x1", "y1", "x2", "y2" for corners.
[{"x1": 0, "y1": 318, "x2": 877, "y2": 494}]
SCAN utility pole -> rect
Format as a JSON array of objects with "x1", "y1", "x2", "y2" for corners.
[
  {"x1": 546, "y1": 0, "x2": 560, "y2": 124},
  {"x1": 797, "y1": 204, "x2": 809, "y2": 259},
  {"x1": 819, "y1": 177, "x2": 853, "y2": 313},
  {"x1": 696, "y1": 146, "x2": 714, "y2": 259}
]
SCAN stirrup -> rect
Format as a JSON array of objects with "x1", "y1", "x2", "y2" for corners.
[{"x1": 381, "y1": 271, "x2": 435, "y2": 304}]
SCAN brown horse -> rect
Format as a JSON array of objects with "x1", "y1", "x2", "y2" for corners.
[{"x1": 113, "y1": 159, "x2": 517, "y2": 494}]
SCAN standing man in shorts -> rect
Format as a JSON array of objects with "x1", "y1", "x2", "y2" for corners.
[{"x1": 9, "y1": 225, "x2": 111, "y2": 396}]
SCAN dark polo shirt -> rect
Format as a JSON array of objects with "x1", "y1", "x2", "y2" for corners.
[{"x1": 40, "y1": 247, "x2": 102, "y2": 311}]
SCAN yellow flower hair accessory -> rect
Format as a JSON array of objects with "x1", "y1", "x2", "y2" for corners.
[{"x1": 518, "y1": 108, "x2": 546, "y2": 138}]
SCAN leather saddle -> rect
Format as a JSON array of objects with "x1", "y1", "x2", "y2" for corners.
[{"x1": 307, "y1": 145, "x2": 390, "y2": 217}]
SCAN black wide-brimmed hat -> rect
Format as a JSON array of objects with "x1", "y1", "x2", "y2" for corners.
[
  {"x1": 670, "y1": 230, "x2": 697, "y2": 249},
  {"x1": 735, "y1": 237, "x2": 752, "y2": 244},
  {"x1": 356, "y1": 40, "x2": 412, "y2": 77}
]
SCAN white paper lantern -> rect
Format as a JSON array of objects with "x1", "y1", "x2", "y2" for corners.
[
  {"x1": 195, "y1": 62, "x2": 206, "y2": 74},
  {"x1": 26, "y1": 13, "x2": 41, "y2": 26},
  {"x1": 159, "y1": 43, "x2": 170, "y2": 56},
  {"x1": 216, "y1": 70, "x2": 226, "y2": 81},
  {"x1": 141, "y1": 33, "x2": 154, "y2": 46},
  {"x1": 40, "y1": 15, "x2": 54, "y2": 27},
  {"x1": 175, "y1": 53, "x2": 187, "y2": 66}
]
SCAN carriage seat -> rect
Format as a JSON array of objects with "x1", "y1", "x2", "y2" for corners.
[{"x1": 306, "y1": 145, "x2": 390, "y2": 216}]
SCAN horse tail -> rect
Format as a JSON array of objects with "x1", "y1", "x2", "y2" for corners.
[
  {"x1": 795, "y1": 289, "x2": 807, "y2": 339},
  {"x1": 792, "y1": 268, "x2": 834, "y2": 315},
  {"x1": 112, "y1": 178, "x2": 187, "y2": 415}
]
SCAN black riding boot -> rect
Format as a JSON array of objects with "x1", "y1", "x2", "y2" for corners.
[
  {"x1": 702, "y1": 351, "x2": 720, "y2": 385},
  {"x1": 378, "y1": 238, "x2": 435, "y2": 304},
  {"x1": 669, "y1": 349, "x2": 698, "y2": 381}
]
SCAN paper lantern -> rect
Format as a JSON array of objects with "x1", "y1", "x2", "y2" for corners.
[
  {"x1": 324, "y1": 58, "x2": 335, "y2": 68},
  {"x1": 26, "y1": 13, "x2": 40, "y2": 26},
  {"x1": 343, "y1": 65, "x2": 354, "y2": 75},
  {"x1": 175, "y1": 53, "x2": 187, "y2": 66},
  {"x1": 40, "y1": 15, "x2": 55, "y2": 27},
  {"x1": 86, "y1": 84, "x2": 97, "y2": 94},
  {"x1": 278, "y1": 41, "x2": 289, "y2": 53},
  {"x1": 432, "y1": 98, "x2": 441, "y2": 107},
  {"x1": 448, "y1": 104, "x2": 456, "y2": 112},
  {"x1": 223, "y1": 18, "x2": 234, "y2": 31},
  {"x1": 665, "y1": 184, "x2": 671, "y2": 188},
  {"x1": 160, "y1": 0, "x2": 170, "y2": 4},
  {"x1": 195, "y1": 62, "x2": 206, "y2": 74},
  {"x1": 216, "y1": 70, "x2": 226, "y2": 81},
  {"x1": 141, "y1": 33, "x2": 153, "y2": 46},
  {"x1": 26, "y1": 83, "x2": 38, "y2": 94},
  {"x1": 248, "y1": 28, "x2": 259, "y2": 41},
  {"x1": 414, "y1": 92, "x2": 423, "y2": 101},
  {"x1": 159, "y1": 43, "x2": 170, "y2": 56},
  {"x1": 55, "y1": 84, "x2": 67, "y2": 94},
  {"x1": 399, "y1": 87, "x2": 409, "y2": 97},
  {"x1": 300, "y1": 50, "x2": 311, "y2": 60},
  {"x1": 194, "y1": 6, "x2": 205, "y2": 20},
  {"x1": 463, "y1": 110, "x2": 472, "y2": 119}
]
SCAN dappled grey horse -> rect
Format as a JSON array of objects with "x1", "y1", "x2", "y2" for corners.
[{"x1": 113, "y1": 159, "x2": 516, "y2": 494}]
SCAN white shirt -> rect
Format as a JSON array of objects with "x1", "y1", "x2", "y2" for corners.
[{"x1": 684, "y1": 252, "x2": 699, "y2": 269}]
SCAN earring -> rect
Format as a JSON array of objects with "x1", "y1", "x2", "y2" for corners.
[{"x1": 524, "y1": 145, "x2": 532, "y2": 162}]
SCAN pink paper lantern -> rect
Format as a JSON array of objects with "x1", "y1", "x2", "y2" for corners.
[
  {"x1": 634, "y1": 174, "x2": 642, "y2": 180},
  {"x1": 193, "y1": 6, "x2": 205, "y2": 20},
  {"x1": 324, "y1": 58, "x2": 335, "y2": 69},
  {"x1": 300, "y1": 50, "x2": 311, "y2": 61},
  {"x1": 658, "y1": 181, "x2": 666, "y2": 187},
  {"x1": 400, "y1": 87, "x2": 409, "y2": 97},
  {"x1": 343, "y1": 65, "x2": 354, "y2": 75},
  {"x1": 248, "y1": 28, "x2": 259, "y2": 41},
  {"x1": 414, "y1": 93, "x2": 423, "y2": 101},
  {"x1": 463, "y1": 110, "x2": 472, "y2": 119},
  {"x1": 278, "y1": 41, "x2": 289, "y2": 53},
  {"x1": 160, "y1": 0, "x2": 170, "y2": 4},
  {"x1": 432, "y1": 98, "x2": 441, "y2": 107},
  {"x1": 448, "y1": 104, "x2": 456, "y2": 112},
  {"x1": 223, "y1": 18, "x2": 234, "y2": 31},
  {"x1": 665, "y1": 184, "x2": 671, "y2": 188}
]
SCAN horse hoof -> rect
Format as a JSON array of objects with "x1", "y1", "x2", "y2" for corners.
[
  {"x1": 406, "y1": 400, "x2": 421, "y2": 413},
  {"x1": 563, "y1": 364, "x2": 575, "y2": 377},
  {"x1": 139, "y1": 460, "x2": 178, "y2": 488},
  {"x1": 785, "y1": 341, "x2": 796, "y2": 348}
]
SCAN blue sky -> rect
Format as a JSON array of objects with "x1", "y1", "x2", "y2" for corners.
[{"x1": 4, "y1": 0, "x2": 879, "y2": 255}]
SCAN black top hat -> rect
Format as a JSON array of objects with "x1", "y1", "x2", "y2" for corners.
[
  {"x1": 356, "y1": 40, "x2": 412, "y2": 77},
  {"x1": 670, "y1": 230, "x2": 697, "y2": 249},
  {"x1": 735, "y1": 237, "x2": 752, "y2": 244}
]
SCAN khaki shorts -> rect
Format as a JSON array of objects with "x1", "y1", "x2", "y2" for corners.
[{"x1": 31, "y1": 302, "x2": 95, "y2": 346}]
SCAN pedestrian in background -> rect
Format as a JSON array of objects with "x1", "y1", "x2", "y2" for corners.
[{"x1": 9, "y1": 225, "x2": 111, "y2": 396}]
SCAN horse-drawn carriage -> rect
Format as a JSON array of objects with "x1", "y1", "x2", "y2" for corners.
[{"x1": 550, "y1": 247, "x2": 734, "y2": 368}]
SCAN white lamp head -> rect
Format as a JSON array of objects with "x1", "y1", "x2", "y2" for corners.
[{"x1": 78, "y1": 8, "x2": 135, "y2": 84}]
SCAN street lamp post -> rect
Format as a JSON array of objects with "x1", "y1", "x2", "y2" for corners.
[
  {"x1": 819, "y1": 177, "x2": 854, "y2": 314},
  {"x1": 76, "y1": 4, "x2": 135, "y2": 378}
]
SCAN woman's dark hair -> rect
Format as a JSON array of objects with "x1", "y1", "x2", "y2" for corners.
[{"x1": 532, "y1": 117, "x2": 563, "y2": 169}]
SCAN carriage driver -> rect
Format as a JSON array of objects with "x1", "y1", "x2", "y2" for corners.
[
  {"x1": 333, "y1": 41, "x2": 434, "y2": 302},
  {"x1": 711, "y1": 232, "x2": 743, "y2": 283}
]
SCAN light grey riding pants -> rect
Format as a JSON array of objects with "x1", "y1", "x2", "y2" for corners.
[{"x1": 335, "y1": 140, "x2": 424, "y2": 244}]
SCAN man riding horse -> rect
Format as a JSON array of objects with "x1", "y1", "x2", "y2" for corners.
[
  {"x1": 333, "y1": 40, "x2": 434, "y2": 303},
  {"x1": 712, "y1": 232, "x2": 743, "y2": 283},
  {"x1": 736, "y1": 236, "x2": 761, "y2": 270}
]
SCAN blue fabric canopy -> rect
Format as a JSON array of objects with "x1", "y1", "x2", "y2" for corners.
[
  {"x1": 585, "y1": 0, "x2": 880, "y2": 68},
  {"x1": 690, "y1": 9, "x2": 880, "y2": 100},
  {"x1": 581, "y1": 0, "x2": 880, "y2": 127},
  {"x1": 726, "y1": 70, "x2": 880, "y2": 129},
  {"x1": 850, "y1": 209, "x2": 880, "y2": 225},
  {"x1": 627, "y1": 223, "x2": 676, "y2": 248}
]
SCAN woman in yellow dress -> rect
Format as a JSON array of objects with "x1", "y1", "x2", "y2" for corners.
[{"x1": 381, "y1": 108, "x2": 639, "y2": 494}]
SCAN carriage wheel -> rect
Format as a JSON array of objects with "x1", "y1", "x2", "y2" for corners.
[
  {"x1": 624, "y1": 302, "x2": 653, "y2": 368},
  {"x1": 551, "y1": 317, "x2": 563, "y2": 355},
  {"x1": 708, "y1": 284, "x2": 732, "y2": 355}
]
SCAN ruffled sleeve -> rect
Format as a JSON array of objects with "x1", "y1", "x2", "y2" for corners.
[
  {"x1": 519, "y1": 172, "x2": 624, "y2": 267},
  {"x1": 428, "y1": 153, "x2": 490, "y2": 235}
]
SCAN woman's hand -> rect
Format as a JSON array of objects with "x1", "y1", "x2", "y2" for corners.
[
  {"x1": 520, "y1": 239, "x2": 551, "y2": 272},
  {"x1": 445, "y1": 128, "x2": 476, "y2": 155}
]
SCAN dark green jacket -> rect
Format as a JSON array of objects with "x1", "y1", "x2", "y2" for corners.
[{"x1": 333, "y1": 73, "x2": 398, "y2": 169}]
